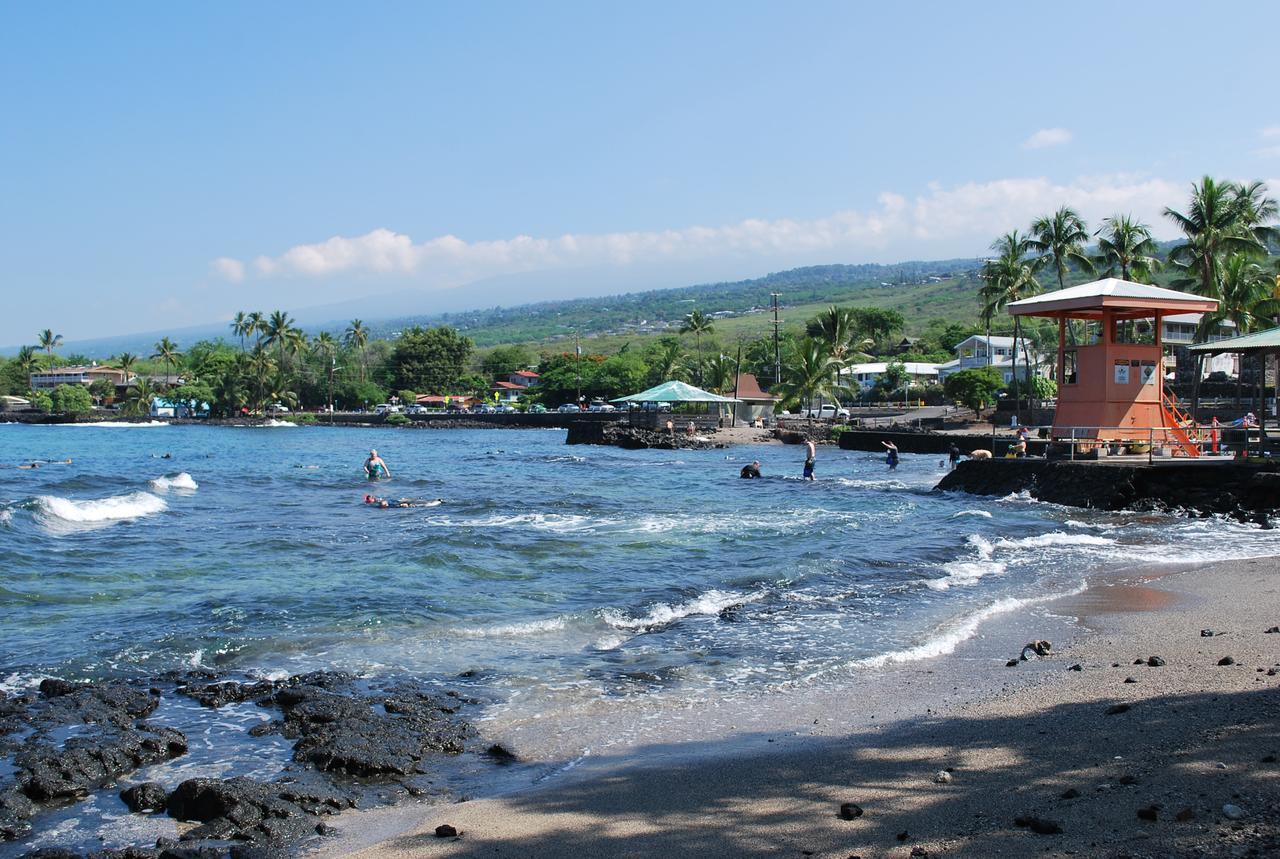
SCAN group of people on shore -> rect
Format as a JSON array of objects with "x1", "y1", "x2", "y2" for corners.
[{"x1": 739, "y1": 437, "x2": 968, "y2": 480}]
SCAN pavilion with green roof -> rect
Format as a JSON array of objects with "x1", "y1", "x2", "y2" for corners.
[
  {"x1": 612, "y1": 380, "x2": 739, "y2": 427},
  {"x1": 1189, "y1": 325, "x2": 1279, "y2": 431}
]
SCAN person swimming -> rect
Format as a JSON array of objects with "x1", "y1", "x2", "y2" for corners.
[
  {"x1": 364, "y1": 449, "x2": 391, "y2": 480},
  {"x1": 740, "y1": 460, "x2": 762, "y2": 479},
  {"x1": 365, "y1": 494, "x2": 442, "y2": 508}
]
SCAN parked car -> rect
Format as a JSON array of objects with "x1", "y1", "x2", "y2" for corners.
[
  {"x1": 406, "y1": 404, "x2": 428, "y2": 415},
  {"x1": 266, "y1": 403, "x2": 290, "y2": 414},
  {"x1": 374, "y1": 403, "x2": 402, "y2": 415},
  {"x1": 804, "y1": 404, "x2": 849, "y2": 419},
  {"x1": 527, "y1": 403, "x2": 547, "y2": 414},
  {"x1": 496, "y1": 405, "x2": 517, "y2": 414},
  {"x1": 588, "y1": 400, "x2": 616, "y2": 412},
  {"x1": 557, "y1": 403, "x2": 582, "y2": 413}
]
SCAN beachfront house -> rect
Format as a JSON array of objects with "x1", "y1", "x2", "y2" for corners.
[
  {"x1": 507, "y1": 370, "x2": 540, "y2": 387},
  {"x1": 29, "y1": 363, "x2": 129, "y2": 391},
  {"x1": 846, "y1": 362, "x2": 940, "y2": 392},
  {"x1": 935, "y1": 335, "x2": 1045, "y2": 385},
  {"x1": 491, "y1": 381, "x2": 526, "y2": 404},
  {"x1": 1161, "y1": 313, "x2": 1238, "y2": 380}
]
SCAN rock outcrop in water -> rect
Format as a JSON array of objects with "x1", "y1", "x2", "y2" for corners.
[
  {"x1": 1, "y1": 671, "x2": 490, "y2": 854},
  {"x1": 936, "y1": 459, "x2": 1280, "y2": 524},
  {"x1": 565, "y1": 421, "x2": 727, "y2": 449}
]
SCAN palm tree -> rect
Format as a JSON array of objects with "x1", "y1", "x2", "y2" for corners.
[
  {"x1": 247, "y1": 311, "x2": 265, "y2": 345},
  {"x1": 151, "y1": 337, "x2": 182, "y2": 388},
  {"x1": 1230, "y1": 180, "x2": 1280, "y2": 249},
  {"x1": 979, "y1": 231, "x2": 1042, "y2": 406},
  {"x1": 704, "y1": 353, "x2": 735, "y2": 394},
  {"x1": 116, "y1": 352, "x2": 139, "y2": 381},
  {"x1": 311, "y1": 331, "x2": 338, "y2": 360},
  {"x1": 1094, "y1": 215, "x2": 1161, "y2": 283},
  {"x1": 774, "y1": 338, "x2": 843, "y2": 414},
  {"x1": 679, "y1": 310, "x2": 715, "y2": 386},
  {"x1": 807, "y1": 306, "x2": 872, "y2": 397},
  {"x1": 261, "y1": 310, "x2": 295, "y2": 363},
  {"x1": 1164, "y1": 176, "x2": 1266, "y2": 300},
  {"x1": 230, "y1": 311, "x2": 252, "y2": 351},
  {"x1": 1197, "y1": 253, "x2": 1280, "y2": 408},
  {"x1": 37, "y1": 329, "x2": 63, "y2": 363},
  {"x1": 1028, "y1": 206, "x2": 1095, "y2": 291},
  {"x1": 123, "y1": 378, "x2": 159, "y2": 417},
  {"x1": 648, "y1": 338, "x2": 686, "y2": 384},
  {"x1": 246, "y1": 346, "x2": 277, "y2": 414},
  {"x1": 15, "y1": 346, "x2": 39, "y2": 385},
  {"x1": 344, "y1": 319, "x2": 368, "y2": 383}
]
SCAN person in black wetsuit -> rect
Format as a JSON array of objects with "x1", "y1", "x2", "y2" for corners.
[{"x1": 740, "y1": 460, "x2": 762, "y2": 479}]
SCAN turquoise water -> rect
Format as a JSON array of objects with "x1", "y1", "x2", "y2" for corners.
[{"x1": 1, "y1": 423, "x2": 1275, "y2": 743}]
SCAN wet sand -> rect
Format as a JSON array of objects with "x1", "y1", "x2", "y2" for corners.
[{"x1": 322, "y1": 556, "x2": 1280, "y2": 858}]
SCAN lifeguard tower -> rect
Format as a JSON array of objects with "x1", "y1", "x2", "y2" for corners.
[{"x1": 1008, "y1": 278, "x2": 1218, "y2": 455}]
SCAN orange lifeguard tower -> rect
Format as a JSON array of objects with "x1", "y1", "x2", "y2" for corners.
[{"x1": 1008, "y1": 278, "x2": 1218, "y2": 455}]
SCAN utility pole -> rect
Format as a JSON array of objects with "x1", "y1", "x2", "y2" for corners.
[
  {"x1": 327, "y1": 358, "x2": 342, "y2": 425},
  {"x1": 770, "y1": 292, "x2": 782, "y2": 386},
  {"x1": 574, "y1": 330, "x2": 583, "y2": 409}
]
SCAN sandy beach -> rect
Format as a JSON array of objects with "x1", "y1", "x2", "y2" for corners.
[{"x1": 320, "y1": 556, "x2": 1280, "y2": 859}]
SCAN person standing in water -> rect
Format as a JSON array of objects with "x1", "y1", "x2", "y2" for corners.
[
  {"x1": 364, "y1": 449, "x2": 391, "y2": 480},
  {"x1": 882, "y1": 440, "x2": 899, "y2": 470},
  {"x1": 803, "y1": 438, "x2": 816, "y2": 480},
  {"x1": 740, "y1": 460, "x2": 762, "y2": 478},
  {"x1": 948, "y1": 444, "x2": 961, "y2": 470}
]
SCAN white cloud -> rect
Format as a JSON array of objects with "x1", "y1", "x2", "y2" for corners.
[
  {"x1": 213, "y1": 173, "x2": 1185, "y2": 287},
  {"x1": 210, "y1": 257, "x2": 245, "y2": 283},
  {"x1": 1023, "y1": 128, "x2": 1073, "y2": 150},
  {"x1": 1261, "y1": 126, "x2": 1280, "y2": 138}
]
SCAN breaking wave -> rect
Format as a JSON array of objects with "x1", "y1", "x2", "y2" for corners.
[
  {"x1": 149, "y1": 472, "x2": 198, "y2": 492},
  {"x1": 33, "y1": 492, "x2": 167, "y2": 527},
  {"x1": 599, "y1": 589, "x2": 763, "y2": 632}
]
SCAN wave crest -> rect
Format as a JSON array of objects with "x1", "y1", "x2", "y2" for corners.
[
  {"x1": 149, "y1": 472, "x2": 198, "y2": 492},
  {"x1": 34, "y1": 491, "x2": 167, "y2": 526}
]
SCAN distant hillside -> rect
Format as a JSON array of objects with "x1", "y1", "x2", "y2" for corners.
[{"x1": 366, "y1": 258, "x2": 985, "y2": 348}]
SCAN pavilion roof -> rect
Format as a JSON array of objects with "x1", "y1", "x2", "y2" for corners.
[
  {"x1": 1187, "y1": 325, "x2": 1280, "y2": 354},
  {"x1": 1008, "y1": 278, "x2": 1217, "y2": 319},
  {"x1": 611, "y1": 380, "x2": 739, "y2": 403}
]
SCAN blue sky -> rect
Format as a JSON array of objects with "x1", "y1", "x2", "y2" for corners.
[{"x1": 3, "y1": 1, "x2": 1279, "y2": 345}]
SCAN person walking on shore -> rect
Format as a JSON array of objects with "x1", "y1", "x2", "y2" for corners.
[
  {"x1": 882, "y1": 440, "x2": 899, "y2": 470},
  {"x1": 803, "y1": 438, "x2": 816, "y2": 480},
  {"x1": 364, "y1": 449, "x2": 391, "y2": 480}
]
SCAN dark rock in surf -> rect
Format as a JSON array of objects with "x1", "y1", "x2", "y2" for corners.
[
  {"x1": 166, "y1": 776, "x2": 352, "y2": 845},
  {"x1": 121, "y1": 781, "x2": 169, "y2": 813},
  {"x1": 19, "y1": 725, "x2": 187, "y2": 802}
]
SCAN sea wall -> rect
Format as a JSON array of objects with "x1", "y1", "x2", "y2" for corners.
[
  {"x1": 565, "y1": 421, "x2": 725, "y2": 449},
  {"x1": 936, "y1": 459, "x2": 1280, "y2": 524},
  {"x1": 838, "y1": 429, "x2": 1044, "y2": 457}
]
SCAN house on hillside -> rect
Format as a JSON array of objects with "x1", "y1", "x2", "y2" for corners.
[
  {"x1": 507, "y1": 370, "x2": 540, "y2": 387},
  {"x1": 846, "y1": 362, "x2": 940, "y2": 392},
  {"x1": 935, "y1": 335, "x2": 1045, "y2": 385},
  {"x1": 29, "y1": 364, "x2": 128, "y2": 391}
]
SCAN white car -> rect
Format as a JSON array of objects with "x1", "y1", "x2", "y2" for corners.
[
  {"x1": 804, "y1": 404, "x2": 849, "y2": 419},
  {"x1": 374, "y1": 403, "x2": 403, "y2": 415}
]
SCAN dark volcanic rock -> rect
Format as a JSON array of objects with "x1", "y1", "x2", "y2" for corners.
[
  {"x1": 1014, "y1": 815, "x2": 1064, "y2": 835},
  {"x1": 434, "y1": 824, "x2": 459, "y2": 838},
  {"x1": 1105, "y1": 703, "x2": 1131, "y2": 715},
  {"x1": 1218, "y1": 656, "x2": 1236, "y2": 666},
  {"x1": 838, "y1": 802, "x2": 864, "y2": 820},
  {"x1": 167, "y1": 776, "x2": 353, "y2": 845},
  {"x1": 177, "y1": 680, "x2": 279, "y2": 709},
  {"x1": 19, "y1": 726, "x2": 187, "y2": 801},
  {"x1": 565, "y1": 422, "x2": 726, "y2": 450},
  {"x1": 275, "y1": 678, "x2": 472, "y2": 777},
  {"x1": 120, "y1": 781, "x2": 169, "y2": 813},
  {"x1": 1146, "y1": 655, "x2": 1165, "y2": 667}
]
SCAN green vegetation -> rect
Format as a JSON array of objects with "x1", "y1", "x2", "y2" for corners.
[{"x1": 945, "y1": 368, "x2": 1004, "y2": 417}]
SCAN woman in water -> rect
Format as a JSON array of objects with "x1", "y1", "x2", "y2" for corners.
[
  {"x1": 881, "y1": 440, "x2": 899, "y2": 470},
  {"x1": 364, "y1": 449, "x2": 391, "y2": 480}
]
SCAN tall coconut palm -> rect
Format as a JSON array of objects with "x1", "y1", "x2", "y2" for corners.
[
  {"x1": 647, "y1": 338, "x2": 686, "y2": 385},
  {"x1": 679, "y1": 310, "x2": 715, "y2": 386},
  {"x1": 1164, "y1": 176, "x2": 1266, "y2": 301},
  {"x1": 979, "y1": 231, "x2": 1042, "y2": 406},
  {"x1": 1230, "y1": 180, "x2": 1280, "y2": 249},
  {"x1": 37, "y1": 329, "x2": 63, "y2": 362},
  {"x1": 774, "y1": 337, "x2": 842, "y2": 414},
  {"x1": 246, "y1": 346, "x2": 277, "y2": 414},
  {"x1": 116, "y1": 352, "x2": 139, "y2": 381},
  {"x1": 1196, "y1": 253, "x2": 1280, "y2": 408},
  {"x1": 1028, "y1": 206, "x2": 1095, "y2": 291},
  {"x1": 246, "y1": 311, "x2": 265, "y2": 345},
  {"x1": 151, "y1": 337, "x2": 182, "y2": 388},
  {"x1": 261, "y1": 310, "x2": 295, "y2": 365},
  {"x1": 1094, "y1": 215, "x2": 1161, "y2": 283},
  {"x1": 345, "y1": 319, "x2": 368, "y2": 383},
  {"x1": 230, "y1": 311, "x2": 252, "y2": 351},
  {"x1": 311, "y1": 331, "x2": 338, "y2": 360}
]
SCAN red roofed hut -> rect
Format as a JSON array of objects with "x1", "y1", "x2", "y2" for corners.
[{"x1": 1008, "y1": 278, "x2": 1218, "y2": 455}]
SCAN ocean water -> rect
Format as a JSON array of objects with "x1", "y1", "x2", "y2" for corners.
[{"x1": 1, "y1": 422, "x2": 1276, "y2": 840}]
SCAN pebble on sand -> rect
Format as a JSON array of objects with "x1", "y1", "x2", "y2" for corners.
[
  {"x1": 1221, "y1": 803, "x2": 1246, "y2": 820},
  {"x1": 933, "y1": 770, "x2": 952, "y2": 784},
  {"x1": 838, "y1": 802, "x2": 864, "y2": 820},
  {"x1": 1217, "y1": 656, "x2": 1235, "y2": 666},
  {"x1": 435, "y1": 824, "x2": 460, "y2": 838}
]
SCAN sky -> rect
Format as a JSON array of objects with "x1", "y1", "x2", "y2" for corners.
[{"x1": 3, "y1": 1, "x2": 1280, "y2": 346}]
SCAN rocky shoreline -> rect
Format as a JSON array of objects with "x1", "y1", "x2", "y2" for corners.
[
  {"x1": 936, "y1": 458, "x2": 1280, "y2": 525},
  {"x1": 0, "y1": 671, "x2": 509, "y2": 858}
]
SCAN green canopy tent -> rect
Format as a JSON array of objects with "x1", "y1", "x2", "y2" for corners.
[
  {"x1": 1188, "y1": 325, "x2": 1280, "y2": 434},
  {"x1": 611, "y1": 380, "x2": 739, "y2": 428}
]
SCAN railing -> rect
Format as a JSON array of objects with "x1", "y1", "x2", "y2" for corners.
[{"x1": 1016, "y1": 423, "x2": 1258, "y2": 464}]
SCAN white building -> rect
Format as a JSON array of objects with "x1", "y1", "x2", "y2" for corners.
[
  {"x1": 845, "y1": 362, "x2": 940, "y2": 391},
  {"x1": 936, "y1": 335, "x2": 1045, "y2": 385}
]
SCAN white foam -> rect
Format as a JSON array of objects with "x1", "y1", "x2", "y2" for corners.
[
  {"x1": 456, "y1": 617, "x2": 568, "y2": 638},
  {"x1": 149, "y1": 472, "x2": 198, "y2": 492},
  {"x1": 57, "y1": 420, "x2": 169, "y2": 428},
  {"x1": 952, "y1": 509, "x2": 993, "y2": 519},
  {"x1": 262, "y1": 419, "x2": 297, "y2": 428},
  {"x1": 996, "y1": 532, "x2": 1114, "y2": 550},
  {"x1": 600, "y1": 589, "x2": 762, "y2": 631},
  {"x1": 33, "y1": 491, "x2": 167, "y2": 526},
  {"x1": 1000, "y1": 489, "x2": 1037, "y2": 503},
  {"x1": 429, "y1": 512, "x2": 596, "y2": 533},
  {"x1": 854, "y1": 584, "x2": 1087, "y2": 671},
  {"x1": 0, "y1": 508, "x2": 11, "y2": 527}
]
